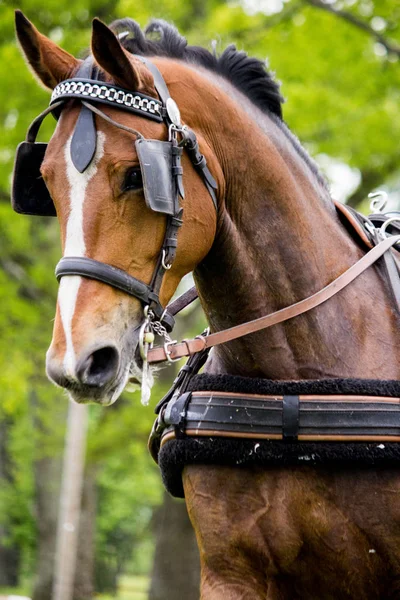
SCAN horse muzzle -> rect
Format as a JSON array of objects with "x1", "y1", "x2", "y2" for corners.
[{"x1": 46, "y1": 326, "x2": 144, "y2": 406}]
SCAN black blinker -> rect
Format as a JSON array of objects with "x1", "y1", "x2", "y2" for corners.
[
  {"x1": 11, "y1": 141, "x2": 56, "y2": 216},
  {"x1": 135, "y1": 139, "x2": 176, "y2": 216}
]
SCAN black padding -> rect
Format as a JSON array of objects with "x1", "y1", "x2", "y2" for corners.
[
  {"x1": 187, "y1": 373, "x2": 400, "y2": 397},
  {"x1": 11, "y1": 142, "x2": 56, "y2": 216},
  {"x1": 282, "y1": 395, "x2": 300, "y2": 441},
  {"x1": 159, "y1": 437, "x2": 400, "y2": 498},
  {"x1": 135, "y1": 139, "x2": 175, "y2": 215},
  {"x1": 70, "y1": 104, "x2": 97, "y2": 173}
]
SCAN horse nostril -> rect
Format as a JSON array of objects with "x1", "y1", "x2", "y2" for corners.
[{"x1": 76, "y1": 346, "x2": 119, "y2": 387}]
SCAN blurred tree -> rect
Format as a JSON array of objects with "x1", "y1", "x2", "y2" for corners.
[
  {"x1": 149, "y1": 493, "x2": 200, "y2": 600},
  {"x1": 0, "y1": 0, "x2": 399, "y2": 598},
  {"x1": 0, "y1": 418, "x2": 20, "y2": 587}
]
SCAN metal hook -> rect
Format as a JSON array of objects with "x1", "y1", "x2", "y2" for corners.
[
  {"x1": 161, "y1": 249, "x2": 172, "y2": 270},
  {"x1": 369, "y1": 191, "x2": 388, "y2": 213}
]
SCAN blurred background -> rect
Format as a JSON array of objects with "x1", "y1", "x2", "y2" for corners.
[{"x1": 0, "y1": 0, "x2": 399, "y2": 598}]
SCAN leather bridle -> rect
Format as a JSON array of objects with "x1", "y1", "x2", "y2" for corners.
[
  {"x1": 12, "y1": 55, "x2": 218, "y2": 334},
  {"x1": 53, "y1": 57, "x2": 218, "y2": 333}
]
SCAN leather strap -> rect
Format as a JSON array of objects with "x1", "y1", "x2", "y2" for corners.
[
  {"x1": 70, "y1": 59, "x2": 97, "y2": 173},
  {"x1": 148, "y1": 235, "x2": 400, "y2": 363},
  {"x1": 166, "y1": 286, "x2": 199, "y2": 316},
  {"x1": 135, "y1": 56, "x2": 171, "y2": 108},
  {"x1": 55, "y1": 256, "x2": 174, "y2": 330},
  {"x1": 26, "y1": 102, "x2": 64, "y2": 143},
  {"x1": 282, "y1": 395, "x2": 300, "y2": 441},
  {"x1": 153, "y1": 390, "x2": 400, "y2": 455}
]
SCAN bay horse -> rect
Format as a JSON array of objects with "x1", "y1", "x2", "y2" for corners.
[{"x1": 14, "y1": 11, "x2": 400, "y2": 599}]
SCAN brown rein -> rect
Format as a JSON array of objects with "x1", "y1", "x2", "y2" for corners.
[{"x1": 148, "y1": 235, "x2": 400, "y2": 364}]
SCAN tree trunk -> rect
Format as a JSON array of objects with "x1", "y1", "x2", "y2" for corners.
[
  {"x1": 73, "y1": 467, "x2": 96, "y2": 600},
  {"x1": 149, "y1": 492, "x2": 200, "y2": 600},
  {"x1": 0, "y1": 418, "x2": 20, "y2": 587},
  {"x1": 32, "y1": 455, "x2": 62, "y2": 600}
]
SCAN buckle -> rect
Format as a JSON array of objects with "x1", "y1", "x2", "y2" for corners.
[{"x1": 164, "y1": 340, "x2": 180, "y2": 363}]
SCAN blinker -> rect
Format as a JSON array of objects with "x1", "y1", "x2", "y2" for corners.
[
  {"x1": 11, "y1": 141, "x2": 56, "y2": 216},
  {"x1": 135, "y1": 139, "x2": 177, "y2": 215}
]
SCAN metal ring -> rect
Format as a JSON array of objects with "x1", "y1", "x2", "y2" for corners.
[
  {"x1": 161, "y1": 249, "x2": 172, "y2": 270},
  {"x1": 380, "y1": 217, "x2": 400, "y2": 239}
]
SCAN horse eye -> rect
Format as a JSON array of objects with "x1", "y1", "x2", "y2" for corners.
[{"x1": 123, "y1": 167, "x2": 143, "y2": 192}]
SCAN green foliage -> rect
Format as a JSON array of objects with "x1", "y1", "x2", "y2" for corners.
[{"x1": 0, "y1": 0, "x2": 399, "y2": 591}]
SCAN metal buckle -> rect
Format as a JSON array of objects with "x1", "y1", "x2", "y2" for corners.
[{"x1": 164, "y1": 340, "x2": 180, "y2": 363}]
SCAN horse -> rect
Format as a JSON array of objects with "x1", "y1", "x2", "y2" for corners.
[{"x1": 14, "y1": 11, "x2": 400, "y2": 599}]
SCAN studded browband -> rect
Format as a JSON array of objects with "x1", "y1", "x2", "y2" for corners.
[{"x1": 51, "y1": 79, "x2": 164, "y2": 121}]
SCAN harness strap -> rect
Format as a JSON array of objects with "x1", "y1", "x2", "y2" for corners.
[
  {"x1": 135, "y1": 56, "x2": 171, "y2": 108},
  {"x1": 166, "y1": 286, "x2": 199, "y2": 316},
  {"x1": 148, "y1": 234, "x2": 400, "y2": 363},
  {"x1": 157, "y1": 391, "x2": 400, "y2": 450},
  {"x1": 55, "y1": 256, "x2": 175, "y2": 331}
]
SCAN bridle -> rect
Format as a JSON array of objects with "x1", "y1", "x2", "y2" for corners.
[{"x1": 11, "y1": 55, "x2": 218, "y2": 336}]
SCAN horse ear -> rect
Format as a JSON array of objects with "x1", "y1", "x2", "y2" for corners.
[
  {"x1": 91, "y1": 18, "x2": 141, "y2": 90},
  {"x1": 15, "y1": 10, "x2": 79, "y2": 89}
]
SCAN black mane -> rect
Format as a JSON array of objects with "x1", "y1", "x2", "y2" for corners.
[{"x1": 110, "y1": 18, "x2": 284, "y2": 119}]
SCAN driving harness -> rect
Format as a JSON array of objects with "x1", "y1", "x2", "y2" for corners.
[
  {"x1": 148, "y1": 202, "x2": 400, "y2": 460},
  {"x1": 11, "y1": 54, "x2": 400, "y2": 458}
]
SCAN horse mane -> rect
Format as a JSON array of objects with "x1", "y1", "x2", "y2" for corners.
[{"x1": 109, "y1": 18, "x2": 284, "y2": 119}]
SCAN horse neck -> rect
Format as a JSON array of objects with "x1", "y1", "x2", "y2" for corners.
[{"x1": 179, "y1": 72, "x2": 400, "y2": 380}]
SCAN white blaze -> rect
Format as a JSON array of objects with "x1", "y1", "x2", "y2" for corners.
[{"x1": 59, "y1": 132, "x2": 105, "y2": 377}]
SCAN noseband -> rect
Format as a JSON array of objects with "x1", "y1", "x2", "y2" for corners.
[{"x1": 11, "y1": 56, "x2": 218, "y2": 333}]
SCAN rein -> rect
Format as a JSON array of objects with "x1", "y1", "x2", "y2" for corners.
[{"x1": 151, "y1": 234, "x2": 400, "y2": 364}]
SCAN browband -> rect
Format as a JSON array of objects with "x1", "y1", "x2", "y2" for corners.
[{"x1": 51, "y1": 78, "x2": 163, "y2": 122}]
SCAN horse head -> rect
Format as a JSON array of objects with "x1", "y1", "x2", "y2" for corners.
[{"x1": 14, "y1": 12, "x2": 220, "y2": 405}]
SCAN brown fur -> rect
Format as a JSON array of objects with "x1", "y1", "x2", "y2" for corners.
[{"x1": 16, "y1": 13, "x2": 400, "y2": 598}]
